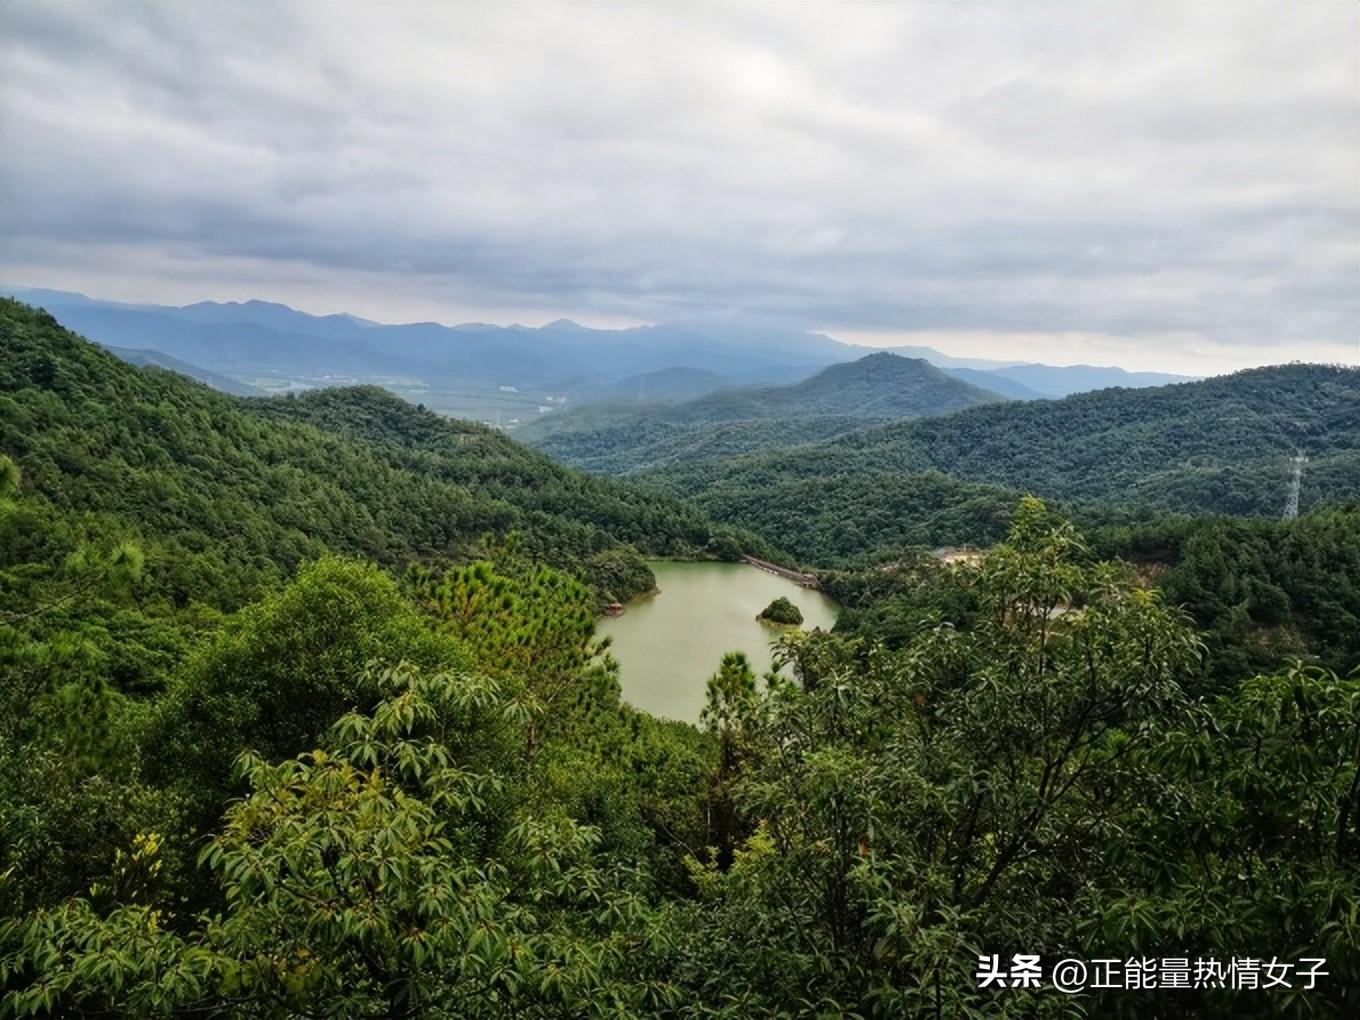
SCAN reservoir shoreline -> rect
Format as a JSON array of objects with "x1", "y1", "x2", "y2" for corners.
[{"x1": 598, "y1": 560, "x2": 838, "y2": 723}]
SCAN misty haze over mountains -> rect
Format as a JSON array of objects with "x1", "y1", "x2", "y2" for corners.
[{"x1": 4, "y1": 286, "x2": 1195, "y2": 424}]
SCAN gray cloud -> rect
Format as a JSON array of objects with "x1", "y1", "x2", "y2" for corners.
[{"x1": 0, "y1": 1, "x2": 1355, "y2": 373}]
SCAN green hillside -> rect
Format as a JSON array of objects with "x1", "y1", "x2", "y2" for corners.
[
  {"x1": 0, "y1": 299, "x2": 758, "y2": 616},
  {"x1": 671, "y1": 352, "x2": 1005, "y2": 421},
  {"x1": 880, "y1": 363, "x2": 1359, "y2": 510},
  {"x1": 2, "y1": 299, "x2": 1357, "y2": 1018},
  {"x1": 519, "y1": 352, "x2": 1004, "y2": 471},
  {"x1": 636, "y1": 363, "x2": 1360, "y2": 562},
  {"x1": 1094, "y1": 507, "x2": 1360, "y2": 687},
  {"x1": 521, "y1": 414, "x2": 868, "y2": 476}
]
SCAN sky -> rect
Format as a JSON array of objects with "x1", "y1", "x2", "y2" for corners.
[{"x1": 1, "y1": 2, "x2": 1356, "y2": 375}]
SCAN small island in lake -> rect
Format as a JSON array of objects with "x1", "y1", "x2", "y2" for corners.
[{"x1": 758, "y1": 596, "x2": 804, "y2": 626}]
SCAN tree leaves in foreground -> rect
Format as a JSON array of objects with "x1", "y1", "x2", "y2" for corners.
[
  {"x1": 4, "y1": 665, "x2": 673, "y2": 1019},
  {"x1": 3, "y1": 500, "x2": 1356, "y2": 1018}
]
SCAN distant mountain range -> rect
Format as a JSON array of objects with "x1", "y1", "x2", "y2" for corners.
[
  {"x1": 2, "y1": 286, "x2": 1196, "y2": 421},
  {"x1": 946, "y1": 361, "x2": 1198, "y2": 399}
]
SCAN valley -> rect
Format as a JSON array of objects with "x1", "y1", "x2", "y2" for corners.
[
  {"x1": 4, "y1": 5, "x2": 1353, "y2": 1014},
  {"x1": 2, "y1": 298, "x2": 1356, "y2": 1017}
]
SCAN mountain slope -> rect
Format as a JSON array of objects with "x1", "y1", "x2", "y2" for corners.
[
  {"x1": 981, "y1": 362, "x2": 1199, "y2": 398},
  {"x1": 105, "y1": 346, "x2": 267, "y2": 396},
  {"x1": 569, "y1": 366, "x2": 730, "y2": 405},
  {"x1": 942, "y1": 367, "x2": 1047, "y2": 400},
  {"x1": 519, "y1": 352, "x2": 1006, "y2": 471},
  {"x1": 0, "y1": 299, "x2": 758, "y2": 610},
  {"x1": 885, "y1": 364, "x2": 1360, "y2": 509},
  {"x1": 634, "y1": 364, "x2": 1360, "y2": 562},
  {"x1": 676, "y1": 352, "x2": 1006, "y2": 422}
]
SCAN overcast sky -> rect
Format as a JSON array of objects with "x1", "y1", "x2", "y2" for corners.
[{"x1": 1, "y1": 2, "x2": 1355, "y2": 374}]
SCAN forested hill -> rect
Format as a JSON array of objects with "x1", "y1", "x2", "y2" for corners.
[
  {"x1": 518, "y1": 351, "x2": 1004, "y2": 471},
  {"x1": 659, "y1": 352, "x2": 1005, "y2": 422},
  {"x1": 4, "y1": 293, "x2": 1359, "y2": 1017},
  {"x1": 104, "y1": 345, "x2": 266, "y2": 396},
  {"x1": 0, "y1": 299, "x2": 758, "y2": 611},
  {"x1": 877, "y1": 363, "x2": 1360, "y2": 511},
  {"x1": 617, "y1": 363, "x2": 1360, "y2": 564}
]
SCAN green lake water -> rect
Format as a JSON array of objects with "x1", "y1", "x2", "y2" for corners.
[{"x1": 597, "y1": 560, "x2": 839, "y2": 723}]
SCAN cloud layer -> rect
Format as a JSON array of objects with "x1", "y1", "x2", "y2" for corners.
[{"x1": 1, "y1": 3, "x2": 1355, "y2": 373}]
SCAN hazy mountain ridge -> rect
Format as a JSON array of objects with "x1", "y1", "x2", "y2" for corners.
[
  {"x1": 104, "y1": 346, "x2": 267, "y2": 397},
  {"x1": 940, "y1": 367, "x2": 1048, "y2": 400},
  {"x1": 3, "y1": 288, "x2": 1198, "y2": 420},
  {"x1": 972, "y1": 361, "x2": 1198, "y2": 397},
  {"x1": 567, "y1": 366, "x2": 731, "y2": 405},
  {"x1": 2, "y1": 288, "x2": 847, "y2": 397}
]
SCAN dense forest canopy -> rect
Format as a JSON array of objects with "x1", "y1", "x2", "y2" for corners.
[
  {"x1": 1, "y1": 300, "x2": 1356, "y2": 1018},
  {"x1": 528, "y1": 362, "x2": 1360, "y2": 528},
  {"x1": 578, "y1": 365, "x2": 1360, "y2": 601},
  {"x1": 0, "y1": 299, "x2": 768, "y2": 614}
]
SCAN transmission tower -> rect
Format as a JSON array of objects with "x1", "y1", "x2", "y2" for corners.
[{"x1": 1282, "y1": 453, "x2": 1306, "y2": 520}]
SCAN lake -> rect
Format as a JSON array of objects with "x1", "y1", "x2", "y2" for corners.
[{"x1": 597, "y1": 560, "x2": 839, "y2": 723}]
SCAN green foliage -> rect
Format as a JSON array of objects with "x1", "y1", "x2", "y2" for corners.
[
  {"x1": 827, "y1": 502, "x2": 1360, "y2": 695},
  {"x1": 0, "y1": 451, "x2": 183, "y2": 919},
  {"x1": 1079, "y1": 664, "x2": 1360, "y2": 1017},
  {"x1": 698, "y1": 652, "x2": 761, "y2": 870},
  {"x1": 645, "y1": 464, "x2": 1019, "y2": 566},
  {"x1": 5, "y1": 498, "x2": 1359, "y2": 1017},
  {"x1": 4, "y1": 664, "x2": 678, "y2": 1018},
  {"x1": 0, "y1": 297, "x2": 753, "y2": 613},
  {"x1": 416, "y1": 557, "x2": 612, "y2": 768},
  {"x1": 0, "y1": 455, "x2": 18, "y2": 504},
  {"x1": 520, "y1": 352, "x2": 1002, "y2": 475},
  {"x1": 757, "y1": 596, "x2": 803, "y2": 625},
  {"x1": 620, "y1": 363, "x2": 1360, "y2": 566},
  {"x1": 1091, "y1": 504, "x2": 1360, "y2": 691},
  {"x1": 144, "y1": 557, "x2": 467, "y2": 829},
  {"x1": 421, "y1": 559, "x2": 598, "y2": 694}
]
